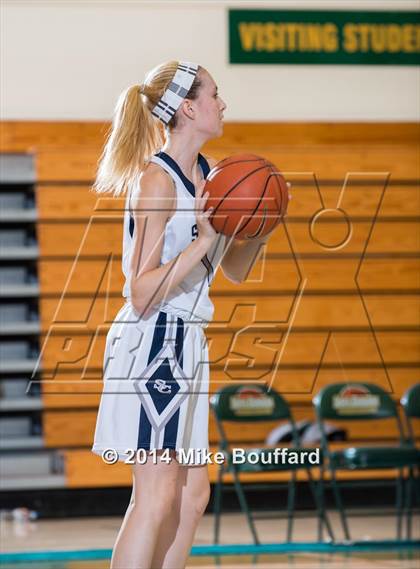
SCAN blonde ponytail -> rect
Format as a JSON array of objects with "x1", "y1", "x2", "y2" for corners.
[
  {"x1": 92, "y1": 60, "x2": 202, "y2": 196},
  {"x1": 92, "y1": 84, "x2": 162, "y2": 196}
]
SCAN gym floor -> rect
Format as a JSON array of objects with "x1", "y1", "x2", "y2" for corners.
[{"x1": 2, "y1": 510, "x2": 419, "y2": 568}]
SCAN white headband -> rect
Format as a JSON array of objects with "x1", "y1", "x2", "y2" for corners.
[{"x1": 151, "y1": 61, "x2": 199, "y2": 125}]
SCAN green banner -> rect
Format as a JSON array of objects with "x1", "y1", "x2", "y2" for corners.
[{"x1": 229, "y1": 9, "x2": 420, "y2": 65}]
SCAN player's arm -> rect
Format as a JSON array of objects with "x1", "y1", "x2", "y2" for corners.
[
  {"x1": 221, "y1": 234, "x2": 270, "y2": 284},
  {"x1": 204, "y1": 155, "x2": 270, "y2": 285},
  {"x1": 129, "y1": 165, "x2": 215, "y2": 318}
]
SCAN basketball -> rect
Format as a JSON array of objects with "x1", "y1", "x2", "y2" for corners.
[{"x1": 204, "y1": 154, "x2": 289, "y2": 239}]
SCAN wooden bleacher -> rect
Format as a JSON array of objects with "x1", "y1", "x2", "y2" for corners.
[{"x1": 1, "y1": 122, "x2": 419, "y2": 488}]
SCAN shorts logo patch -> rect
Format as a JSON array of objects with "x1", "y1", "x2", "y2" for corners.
[
  {"x1": 134, "y1": 343, "x2": 190, "y2": 431},
  {"x1": 153, "y1": 378, "x2": 172, "y2": 394}
]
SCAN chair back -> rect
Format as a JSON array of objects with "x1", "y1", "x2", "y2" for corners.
[
  {"x1": 211, "y1": 384, "x2": 291, "y2": 422},
  {"x1": 210, "y1": 384, "x2": 297, "y2": 449},
  {"x1": 313, "y1": 382, "x2": 397, "y2": 421},
  {"x1": 401, "y1": 383, "x2": 420, "y2": 419},
  {"x1": 313, "y1": 382, "x2": 405, "y2": 450},
  {"x1": 401, "y1": 383, "x2": 420, "y2": 444}
]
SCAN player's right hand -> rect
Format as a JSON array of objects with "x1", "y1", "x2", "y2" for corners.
[{"x1": 195, "y1": 179, "x2": 217, "y2": 243}]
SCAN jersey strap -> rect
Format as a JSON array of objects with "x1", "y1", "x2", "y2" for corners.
[
  {"x1": 197, "y1": 153, "x2": 211, "y2": 179},
  {"x1": 153, "y1": 151, "x2": 211, "y2": 197},
  {"x1": 155, "y1": 151, "x2": 195, "y2": 197}
]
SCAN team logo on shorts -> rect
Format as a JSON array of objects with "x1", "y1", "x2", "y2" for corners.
[
  {"x1": 153, "y1": 379, "x2": 172, "y2": 394},
  {"x1": 133, "y1": 343, "x2": 190, "y2": 431}
]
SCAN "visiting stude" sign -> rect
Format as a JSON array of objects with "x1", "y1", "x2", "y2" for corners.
[{"x1": 229, "y1": 9, "x2": 420, "y2": 65}]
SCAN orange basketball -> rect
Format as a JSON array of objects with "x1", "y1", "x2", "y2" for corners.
[{"x1": 204, "y1": 154, "x2": 289, "y2": 239}]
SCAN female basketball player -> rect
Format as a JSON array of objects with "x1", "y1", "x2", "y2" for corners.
[{"x1": 91, "y1": 61, "x2": 290, "y2": 569}]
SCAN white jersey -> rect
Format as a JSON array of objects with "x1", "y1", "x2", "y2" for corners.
[{"x1": 121, "y1": 151, "x2": 227, "y2": 323}]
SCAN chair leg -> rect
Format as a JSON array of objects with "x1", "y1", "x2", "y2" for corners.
[
  {"x1": 286, "y1": 471, "x2": 296, "y2": 542},
  {"x1": 405, "y1": 468, "x2": 413, "y2": 540},
  {"x1": 213, "y1": 465, "x2": 223, "y2": 544},
  {"x1": 317, "y1": 465, "x2": 326, "y2": 542},
  {"x1": 396, "y1": 469, "x2": 404, "y2": 541},
  {"x1": 330, "y1": 469, "x2": 351, "y2": 541},
  {"x1": 231, "y1": 467, "x2": 260, "y2": 545},
  {"x1": 307, "y1": 468, "x2": 335, "y2": 542},
  {"x1": 414, "y1": 466, "x2": 420, "y2": 505}
]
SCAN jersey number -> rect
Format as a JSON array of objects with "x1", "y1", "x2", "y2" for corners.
[{"x1": 191, "y1": 223, "x2": 199, "y2": 241}]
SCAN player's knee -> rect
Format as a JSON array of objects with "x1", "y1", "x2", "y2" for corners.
[
  {"x1": 198, "y1": 482, "x2": 211, "y2": 516},
  {"x1": 188, "y1": 481, "x2": 211, "y2": 520},
  {"x1": 148, "y1": 486, "x2": 177, "y2": 523}
]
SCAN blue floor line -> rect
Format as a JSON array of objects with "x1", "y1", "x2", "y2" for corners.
[{"x1": 0, "y1": 540, "x2": 419, "y2": 563}]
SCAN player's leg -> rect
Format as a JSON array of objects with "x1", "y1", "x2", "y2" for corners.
[
  {"x1": 151, "y1": 463, "x2": 210, "y2": 569},
  {"x1": 110, "y1": 450, "x2": 180, "y2": 569}
]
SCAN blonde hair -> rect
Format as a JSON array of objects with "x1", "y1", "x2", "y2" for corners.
[{"x1": 92, "y1": 60, "x2": 202, "y2": 196}]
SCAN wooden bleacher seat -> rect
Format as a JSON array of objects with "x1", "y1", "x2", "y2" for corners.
[{"x1": 1, "y1": 122, "x2": 418, "y2": 489}]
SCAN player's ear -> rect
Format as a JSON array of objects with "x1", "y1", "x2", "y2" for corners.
[{"x1": 180, "y1": 98, "x2": 195, "y2": 121}]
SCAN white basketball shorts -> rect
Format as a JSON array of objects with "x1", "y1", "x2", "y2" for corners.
[{"x1": 91, "y1": 302, "x2": 210, "y2": 466}]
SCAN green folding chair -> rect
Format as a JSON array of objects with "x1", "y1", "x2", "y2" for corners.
[
  {"x1": 313, "y1": 382, "x2": 420, "y2": 541},
  {"x1": 210, "y1": 384, "x2": 334, "y2": 545},
  {"x1": 401, "y1": 383, "x2": 420, "y2": 539},
  {"x1": 401, "y1": 383, "x2": 420, "y2": 446}
]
